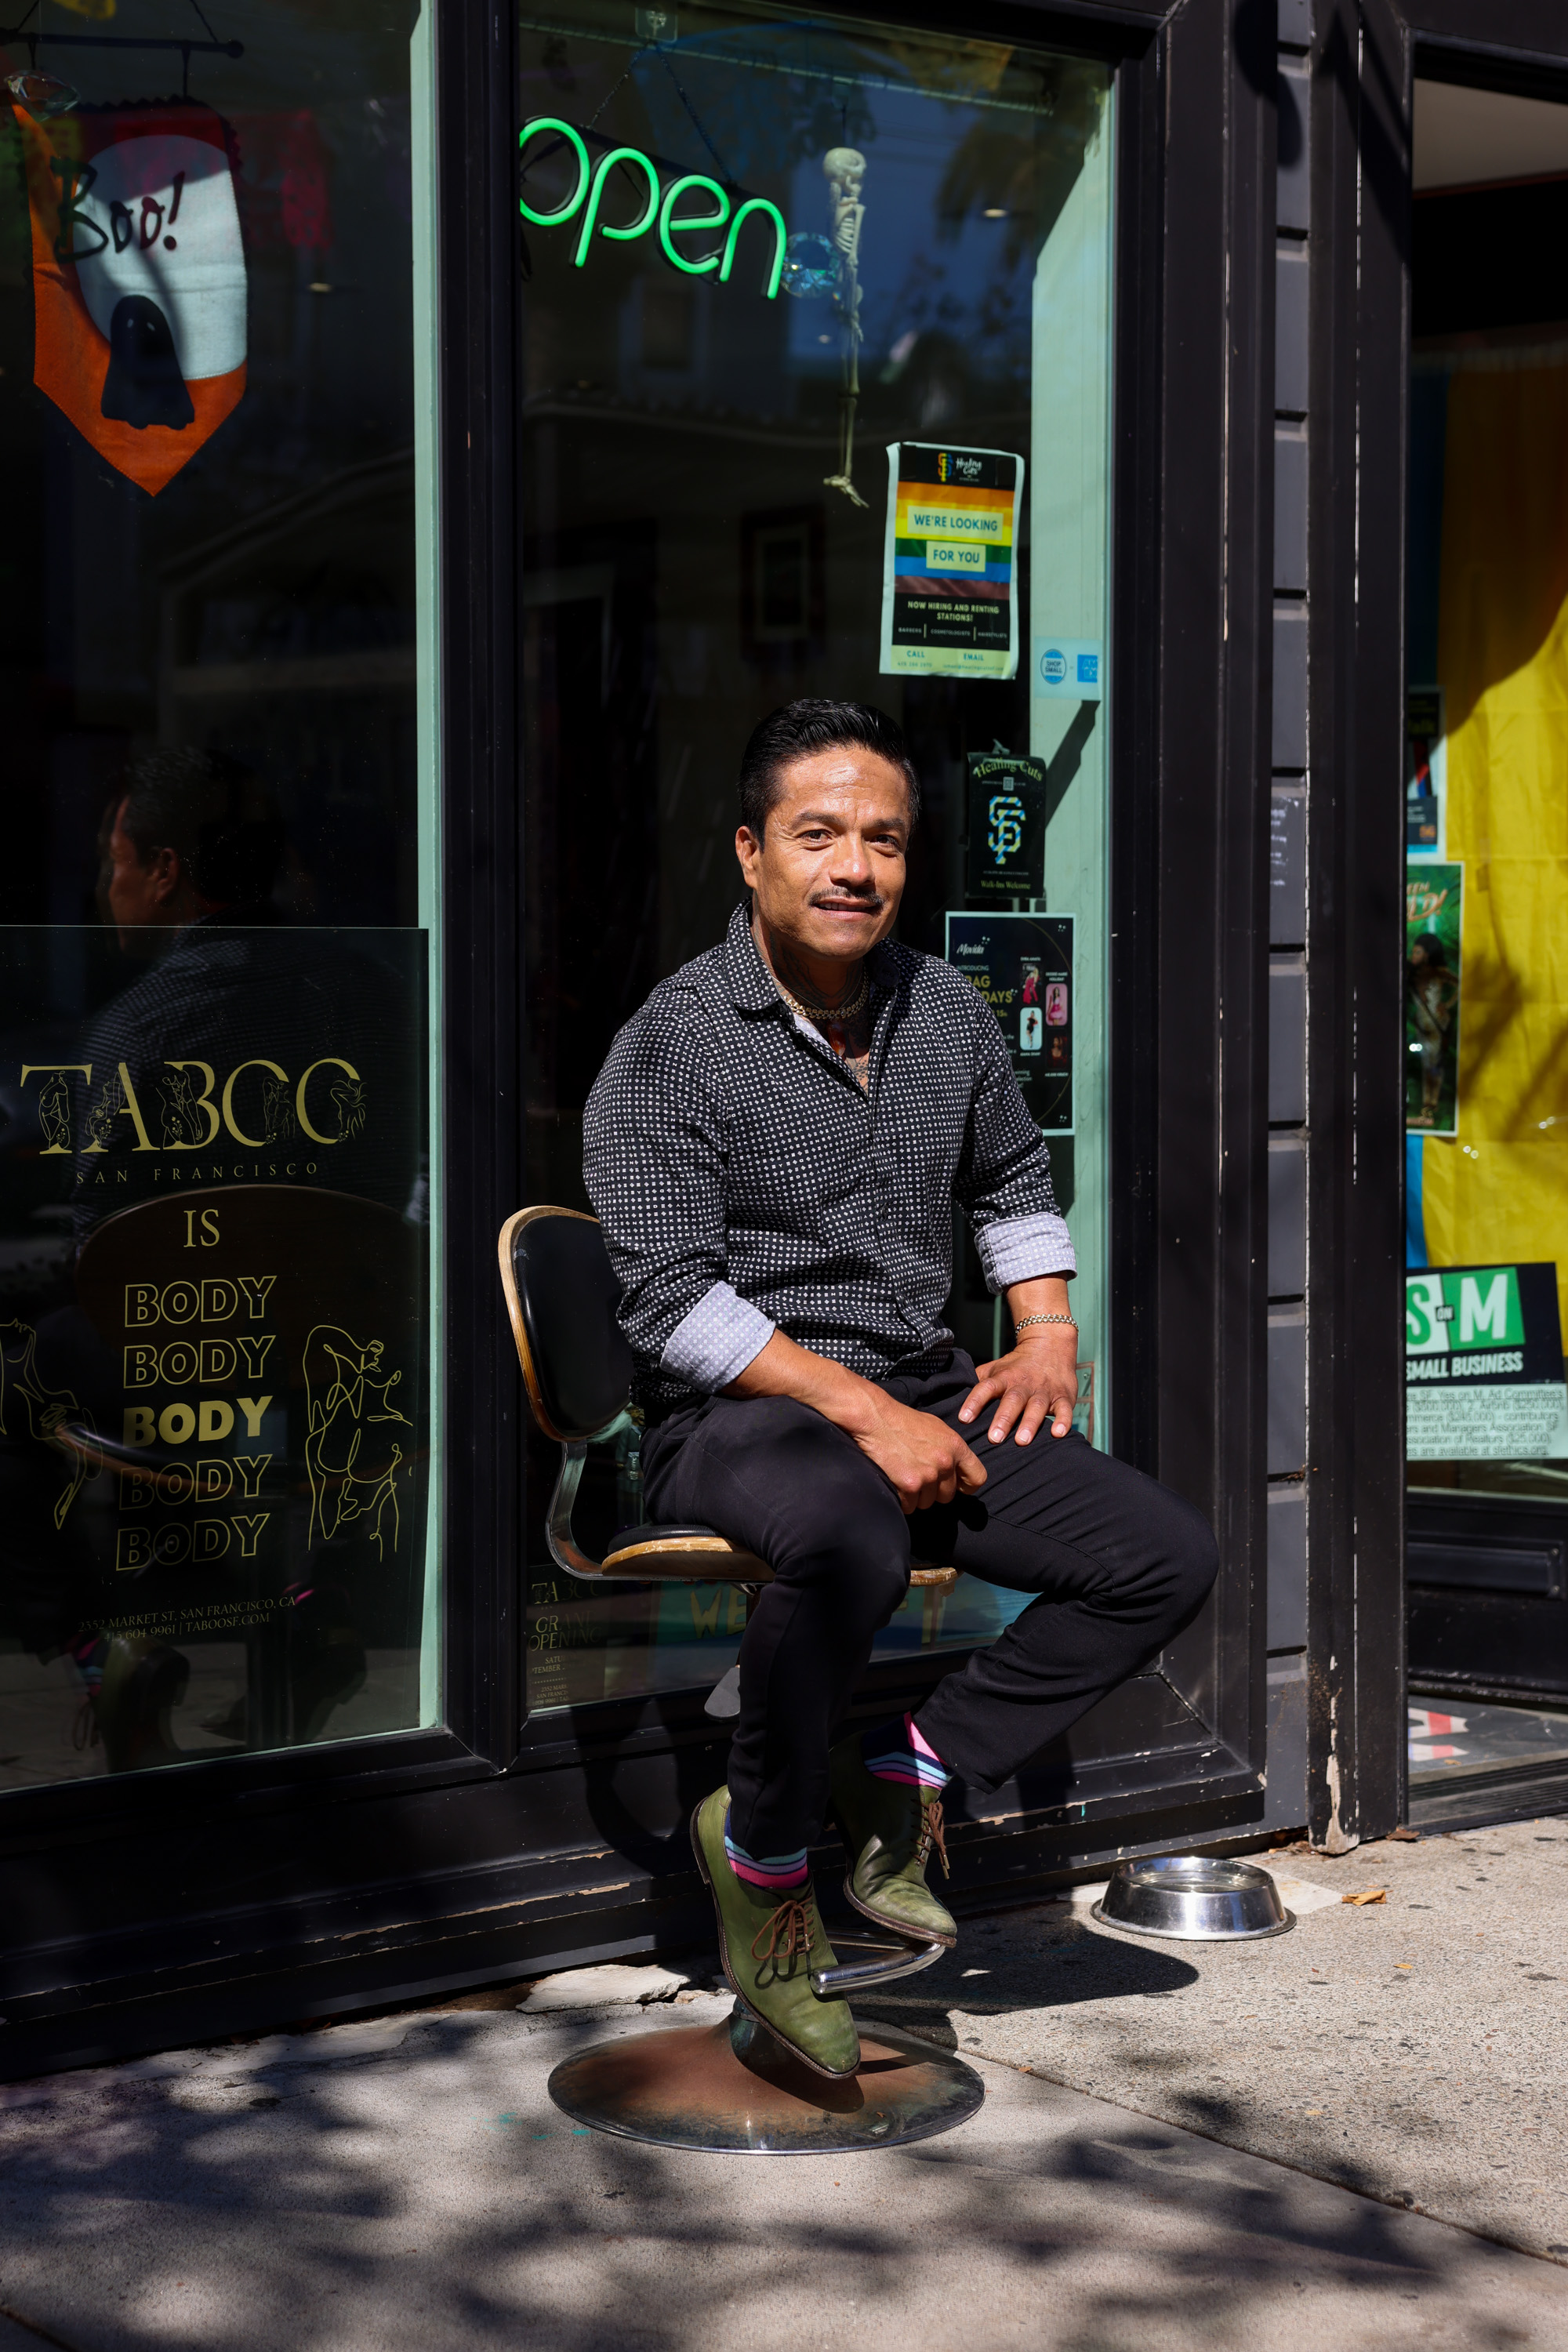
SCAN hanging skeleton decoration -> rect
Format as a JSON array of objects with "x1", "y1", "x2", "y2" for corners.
[
  {"x1": 822, "y1": 145, "x2": 867, "y2": 510},
  {"x1": 10, "y1": 98, "x2": 249, "y2": 495}
]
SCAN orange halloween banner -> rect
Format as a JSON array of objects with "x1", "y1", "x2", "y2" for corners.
[{"x1": 13, "y1": 100, "x2": 247, "y2": 495}]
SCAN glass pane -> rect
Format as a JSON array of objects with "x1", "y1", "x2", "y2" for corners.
[
  {"x1": 0, "y1": 1, "x2": 441, "y2": 1786},
  {"x1": 519, "y1": 0, "x2": 1113, "y2": 1709},
  {"x1": 1404, "y1": 78, "x2": 1568, "y2": 1509}
]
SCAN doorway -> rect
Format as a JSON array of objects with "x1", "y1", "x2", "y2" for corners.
[{"x1": 1404, "y1": 71, "x2": 1568, "y2": 1816}]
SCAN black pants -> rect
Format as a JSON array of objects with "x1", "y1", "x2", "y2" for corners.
[{"x1": 641, "y1": 1352, "x2": 1219, "y2": 1863}]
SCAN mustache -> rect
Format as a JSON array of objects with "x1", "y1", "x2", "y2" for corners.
[{"x1": 810, "y1": 890, "x2": 884, "y2": 910}]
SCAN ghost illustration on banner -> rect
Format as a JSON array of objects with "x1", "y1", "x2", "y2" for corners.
[{"x1": 11, "y1": 98, "x2": 247, "y2": 494}]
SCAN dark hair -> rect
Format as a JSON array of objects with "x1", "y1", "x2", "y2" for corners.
[
  {"x1": 116, "y1": 748, "x2": 284, "y2": 909},
  {"x1": 1409, "y1": 931, "x2": 1448, "y2": 969},
  {"x1": 738, "y1": 699, "x2": 921, "y2": 838}
]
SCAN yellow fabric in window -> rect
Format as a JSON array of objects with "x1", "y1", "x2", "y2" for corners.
[{"x1": 1424, "y1": 361, "x2": 1568, "y2": 1338}]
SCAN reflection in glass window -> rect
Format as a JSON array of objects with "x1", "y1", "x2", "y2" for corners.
[
  {"x1": 519, "y1": 1, "x2": 1113, "y2": 1709},
  {"x1": 1404, "y1": 80, "x2": 1568, "y2": 1508},
  {"x1": 0, "y1": 2, "x2": 441, "y2": 1785}
]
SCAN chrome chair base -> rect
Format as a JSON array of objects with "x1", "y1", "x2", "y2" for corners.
[
  {"x1": 546, "y1": 2001, "x2": 984, "y2": 2154},
  {"x1": 808, "y1": 1929, "x2": 948, "y2": 1998},
  {"x1": 703, "y1": 1663, "x2": 742, "y2": 1719}
]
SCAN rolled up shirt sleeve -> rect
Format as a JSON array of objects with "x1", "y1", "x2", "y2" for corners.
[
  {"x1": 661, "y1": 1279, "x2": 776, "y2": 1391},
  {"x1": 956, "y1": 990, "x2": 1076, "y2": 1293},
  {"x1": 583, "y1": 991, "x2": 775, "y2": 1389}
]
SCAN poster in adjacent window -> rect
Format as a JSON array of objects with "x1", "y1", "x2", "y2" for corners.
[
  {"x1": 1406, "y1": 862, "x2": 1463, "y2": 1136},
  {"x1": 1406, "y1": 1262, "x2": 1568, "y2": 1461},
  {"x1": 1406, "y1": 685, "x2": 1446, "y2": 858}
]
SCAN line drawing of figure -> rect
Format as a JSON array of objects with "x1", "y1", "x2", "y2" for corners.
[
  {"x1": 260, "y1": 1072, "x2": 296, "y2": 1144},
  {"x1": 330, "y1": 1076, "x2": 368, "y2": 1142},
  {"x1": 303, "y1": 1323, "x2": 412, "y2": 1560},
  {"x1": 85, "y1": 1073, "x2": 123, "y2": 1152},
  {"x1": 0, "y1": 1320, "x2": 96, "y2": 1530},
  {"x1": 36, "y1": 1072, "x2": 70, "y2": 1152},
  {"x1": 160, "y1": 1066, "x2": 205, "y2": 1147}
]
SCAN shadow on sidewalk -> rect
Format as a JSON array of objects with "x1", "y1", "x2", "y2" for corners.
[{"x1": 0, "y1": 2004, "x2": 1552, "y2": 2352}]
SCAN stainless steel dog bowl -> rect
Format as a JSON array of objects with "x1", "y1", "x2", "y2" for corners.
[{"x1": 1092, "y1": 1855, "x2": 1291, "y2": 1941}]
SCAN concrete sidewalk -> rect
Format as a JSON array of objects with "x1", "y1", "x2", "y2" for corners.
[
  {"x1": 2, "y1": 1998, "x2": 1566, "y2": 2352},
  {"x1": 869, "y1": 1817, "x2": 1568, "y2": 2259},
  {"x1": 0, "y1": 1820, "x2": 1565, "y2": 2352}
]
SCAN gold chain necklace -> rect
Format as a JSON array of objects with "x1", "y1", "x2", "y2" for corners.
[{"x1": 775, "y1": 967, "x2": 869, "y2": 1025}]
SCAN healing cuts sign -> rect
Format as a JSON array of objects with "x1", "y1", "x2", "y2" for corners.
[
  {"x1": 1405, "y1": 1262, "x2": 1568, "y2": 1461},
  {"x1": 965, "y1": 751, "x2": 1047, "y2": 902}
]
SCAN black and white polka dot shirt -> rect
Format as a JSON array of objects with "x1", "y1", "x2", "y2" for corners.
[{"x1": 583, "y1": 901, "x2": 1073, "y2": 1417}]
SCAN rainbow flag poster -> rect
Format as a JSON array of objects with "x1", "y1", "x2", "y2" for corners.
[{"x1": 879, "y1": 442, "x2": 1024, "y2": 680}]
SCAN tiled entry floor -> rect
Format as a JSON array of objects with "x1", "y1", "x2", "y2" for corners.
[{"x1": 1409, "y1": 1693, "x2": 1568, "y2": 1782}]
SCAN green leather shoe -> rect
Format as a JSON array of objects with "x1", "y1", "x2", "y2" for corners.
[
  {"x1": 689, "y1": 1786, "x2": 860, "y2": 2079},
  {"x1": 828, "y1": 1733, "x2": 958, "y2": 1949}
]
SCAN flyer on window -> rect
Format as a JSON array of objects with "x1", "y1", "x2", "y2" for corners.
[
  {"x1": 1406, "y1": 1262, "x2": 1568, "y2": 1460},
  {"x1": 11, "y1": 97, "x2": 249, "y2": 494},
  {"x1": 1406, "y1": 862, "x2": 1463, "y2": 1136},
  {"x1": 880, "y1": 443, "x2": 1023, "y2": 681},
  {"x1": 945, "y1": 909, "x2": 1073, "y2": 1133},
  {"x1": 965, "y1": 750, "x2": 1047, "y2": 902}
]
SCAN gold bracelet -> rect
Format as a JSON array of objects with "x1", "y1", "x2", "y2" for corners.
[{"x1": 1014, "y1": 1312, "x2": 1076, "y2": 1333}]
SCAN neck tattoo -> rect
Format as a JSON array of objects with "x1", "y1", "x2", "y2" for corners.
[
  {"x1": 765, "y1": 927, "x2": 868, "y2": 1016},
  {"x1": 759, "y1": 921, "x2": 874, "y2": 1088}
]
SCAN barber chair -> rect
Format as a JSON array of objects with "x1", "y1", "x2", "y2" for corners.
[{"x1": 498, "y1": 1205, "x2": 985, "y2": 2151}]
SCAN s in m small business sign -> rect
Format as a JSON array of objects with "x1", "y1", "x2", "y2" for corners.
[{"x1": 1033, "y1": 637, "x2": 1104, "y2": 701}]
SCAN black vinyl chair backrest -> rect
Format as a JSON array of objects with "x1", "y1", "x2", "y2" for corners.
[{"x1": 508, "y1": 1210, "x2": 633, "y2": 1443}]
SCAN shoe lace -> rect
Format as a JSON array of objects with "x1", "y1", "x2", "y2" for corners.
[
  {"x1": 750, "y1": 1896, "x2": 815, "y2": 1969},
  {"x1": 916, "y1": 1798, "x2": 950, "y2": 1880}
]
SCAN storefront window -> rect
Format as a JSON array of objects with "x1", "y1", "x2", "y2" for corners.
[
  {"x1": 0, "y1": 2, "x2": 441, "y2": 1784},
  {"x1": 1403, "y1": 78, "x2": 1568, "y2": 1508},
  {"x1": 519, "y1": 0, "x2": 1114, "y2": 1709}
]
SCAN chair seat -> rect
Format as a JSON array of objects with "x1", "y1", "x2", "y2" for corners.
[
  {"x1": 600, "y1": 1526, "x2": 772, "y2": 1581},
  {"x1": 599, "y1": 1524, "x2": 956, "y2": 1590}
]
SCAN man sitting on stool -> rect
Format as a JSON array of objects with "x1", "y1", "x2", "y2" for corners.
[{"x1": 584, "y1": 699, "x2": 1218, "y2": 2080}]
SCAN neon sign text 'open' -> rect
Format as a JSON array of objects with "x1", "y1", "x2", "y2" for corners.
[{"x1": 518, "y1": 117, "x2": 788, "y2": 297}]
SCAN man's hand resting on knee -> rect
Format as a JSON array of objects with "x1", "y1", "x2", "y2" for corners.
[
  {"x1": 958, "y1": 1275, "x2": 1080, "y2": 1446},
  {"x1": 725, "y1": 1331, "x2": 985, "y2": 1514}
]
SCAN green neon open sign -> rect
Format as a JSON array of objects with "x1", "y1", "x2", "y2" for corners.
[{"x1": 518, "y1": 117, "x2": 788, "y2": 298}]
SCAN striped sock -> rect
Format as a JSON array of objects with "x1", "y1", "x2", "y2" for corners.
[
  {"x1": 724, "y1": 1808, "x2": 808, "y2": 1894},
  {"x1": 862, "y1": 1711, "x2": 951, "y2": 1795}
]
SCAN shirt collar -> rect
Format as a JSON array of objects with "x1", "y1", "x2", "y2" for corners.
[
  {"x1": 724, "y1": 901, "x2": 781, "y2": 1012},
  {"x1": 723, "y1": 898, "x2": 908, "y2": 1015}
]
